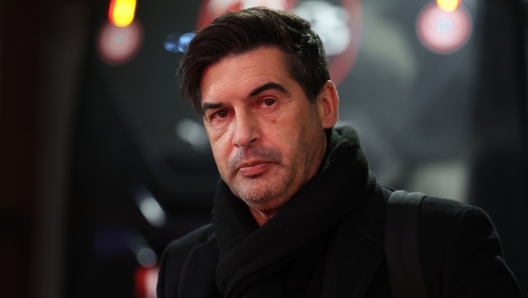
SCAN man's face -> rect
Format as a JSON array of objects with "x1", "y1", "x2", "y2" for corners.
[{"x1": 200, "y1": 47, "x2": 334, "y2": 216}]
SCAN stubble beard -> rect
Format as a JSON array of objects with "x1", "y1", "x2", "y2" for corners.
[
  {"x1": 230, "y1": 162, "x2": 298, "y2": 210},
  {"x1": 221, "y1": 108, "x2": 325, "y2": 213},
  {"x1": 223, "y1": 143, "x2": 314, "y2": 213}
]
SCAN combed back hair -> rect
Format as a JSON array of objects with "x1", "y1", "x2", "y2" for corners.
[{"x1": 177, "y1": 6, "x2": 330, "y2": 114}]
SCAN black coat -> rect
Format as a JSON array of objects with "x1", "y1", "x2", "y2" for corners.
[{"x1": 157, "y1": 184, "x2": 522, "y2": 297}]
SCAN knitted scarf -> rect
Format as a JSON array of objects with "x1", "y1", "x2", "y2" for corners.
[{"x1": 212, "y1": 126, "x2": 374, "y2": 297}]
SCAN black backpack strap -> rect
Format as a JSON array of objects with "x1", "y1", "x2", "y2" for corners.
[{"x1": 385, "y1": 190, "x2": 428, "y2": 298}]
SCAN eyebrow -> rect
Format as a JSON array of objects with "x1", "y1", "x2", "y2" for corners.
[
  {"x1": 200, "y1": 82, "x2": 289, "y2": 115},
  {"x1": 201, "y1": 102, "x2": 223, "y2": 115},
  {"x1": 248, "y1": 82, "x2": 289, "y2": 97}
]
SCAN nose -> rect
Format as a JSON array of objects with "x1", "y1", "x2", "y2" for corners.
[{"x1": 232, "y1": 111, "x2": 259, "y2": 148}]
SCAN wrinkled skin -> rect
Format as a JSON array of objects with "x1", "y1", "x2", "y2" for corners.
[{"x1": 200, "y1": 47, "x2": 339, "y2": 225}]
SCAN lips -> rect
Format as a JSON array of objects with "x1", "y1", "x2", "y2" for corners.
[
  {"x1": 238, "y1": 161, "x2": 273, "y2": 177},
  {"x1": 228, "y1": 147, "x2": 283, "y2": 177}
]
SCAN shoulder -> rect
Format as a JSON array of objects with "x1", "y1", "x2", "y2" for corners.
[
  {"x1": 417, "y1": 195, "x2": 498, "y2": 255},
  {"x1": 420, "y1": 195, "x2": 490, "y2": 232},
  {"x1": 416, "y1": 195, "x2": 521, "y2": 296},
  {"x1": 381, "y1": 186, "x2": 493, "y2": 236},
  {"x1": 157, "y1": 224, "x2": 216, "y2": 298},
  {"x1": 163, "y1": 223, "x2": 215, "y2": 255},
  {"x1": 416, "y1": 196, "x2": 494, "y2": 258},
  {"x1": 381, "y1": 186, "x2": 521, "y2": 295}
]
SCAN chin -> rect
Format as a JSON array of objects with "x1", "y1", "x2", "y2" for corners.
[
  {"x1": 235, "y1": 184, "x2": 278, "y2": 205},
  {"x1": 231, "y1": 177, "x2": 291, "y2": 205}
]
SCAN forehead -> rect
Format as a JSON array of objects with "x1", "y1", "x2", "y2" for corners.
[{"x1": 199, "y1": 47, "x2": 291, "y2": 101}]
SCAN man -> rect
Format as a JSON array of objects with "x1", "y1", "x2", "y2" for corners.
[{"x1": 157, "y1": 7, "x2": 521, "y2": 298}]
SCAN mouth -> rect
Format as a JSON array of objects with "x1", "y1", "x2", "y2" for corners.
[{"x1": 238, "y1": 161, "x2": 273, "y2": 177}]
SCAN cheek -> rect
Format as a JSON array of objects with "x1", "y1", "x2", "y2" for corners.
[
  {"x1": 278, "y1": 113, "x2": 319, "y2": 150},
  {"x1": 210, "y1": 143, "x2": 229, "y2": 178},
  {"x1": 208, "y1": 131, "x2": 233, "y2": 171},
  {"x1": 205, "y1": 119, "x2": 232, "y2": 146},
  {"x1": 265, "y1": 121, "x2": 300, "y2": 154},
  {"x1": 206, "y1": 122, "x2": 228, "y2": 141}
]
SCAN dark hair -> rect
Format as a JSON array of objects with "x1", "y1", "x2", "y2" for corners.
[{"x1": 177, "y1": 7, "x2": 330, "y2": 114}]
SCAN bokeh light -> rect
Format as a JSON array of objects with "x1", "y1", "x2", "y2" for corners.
[
  {"x1": 109, "y1": 0, "x2": 137, "y2": 27},
  {"x1": 437, "y1": 0, "x2": 460, "y2": 12},
  {"x1": 178, "y1": 33, "x2": 196, "y2": 53}
]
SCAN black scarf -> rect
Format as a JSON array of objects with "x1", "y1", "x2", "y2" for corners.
[{"x1": 212, "y1": 126, "x2": 375, "y2": 298}]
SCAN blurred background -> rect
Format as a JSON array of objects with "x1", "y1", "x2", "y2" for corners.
[{"x1": 1, "y1": 0, "x2": 527, "y2": 297}]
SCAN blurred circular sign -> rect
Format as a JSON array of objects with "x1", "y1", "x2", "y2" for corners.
[
  {"x1": 416, "y1": 2, "x2": 472, "y2": 54},
  {"x1": 196, "y1": 0, "x2": 297, "y2": 29},
  {"x1": 97, "y1": 20, "x2": 144, "y2": 65},
  {"x1": 195, "y1": 0, "x2": 362, "y2": 85}
]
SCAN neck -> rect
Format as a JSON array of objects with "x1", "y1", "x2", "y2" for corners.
[{"x1": 248, "y1": 207, "x2": 278, "y2": 226}]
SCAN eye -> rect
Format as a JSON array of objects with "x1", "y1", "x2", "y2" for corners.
[
  {"x1": 216, "y1": 110, "x2": 228, "y2": 118},
  {"x1": 263, "y1": 99, "x2": 275, "y2": 107}
]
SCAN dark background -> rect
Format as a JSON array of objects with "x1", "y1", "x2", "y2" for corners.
[{"x1": 1, "y1": 0, "x2": 527, "y2": 297}]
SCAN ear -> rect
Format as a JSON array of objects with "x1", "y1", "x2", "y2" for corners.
[{"x1": 315, "y1": 80, "x2": 339, "y2": 129}]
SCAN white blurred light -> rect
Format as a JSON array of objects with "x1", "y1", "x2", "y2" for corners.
[
  {"x1": 436, "y1": 18, "x2": 454, "y2": 33},
  {"x1": 139, "y1": 197, "x2": 166, "y2": 227},
  {"x1": 136, "y1": 246, "x2": 157, "y2": 267},
  {"x1": 176, "y1": 119, "x2": 210, "y2": 152},
  {"x1": 295, "y1": 1, "x2": 351, "y2": 56},
  {"x1": 209, "y1": 0, "x2": 288, "y2": 13},
  {"x1": 408, "y1": 160, "x2": 469, "y2": 203},
  {"x1": 145, "y1": 267, "x2": 159, "y2": 298}
]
